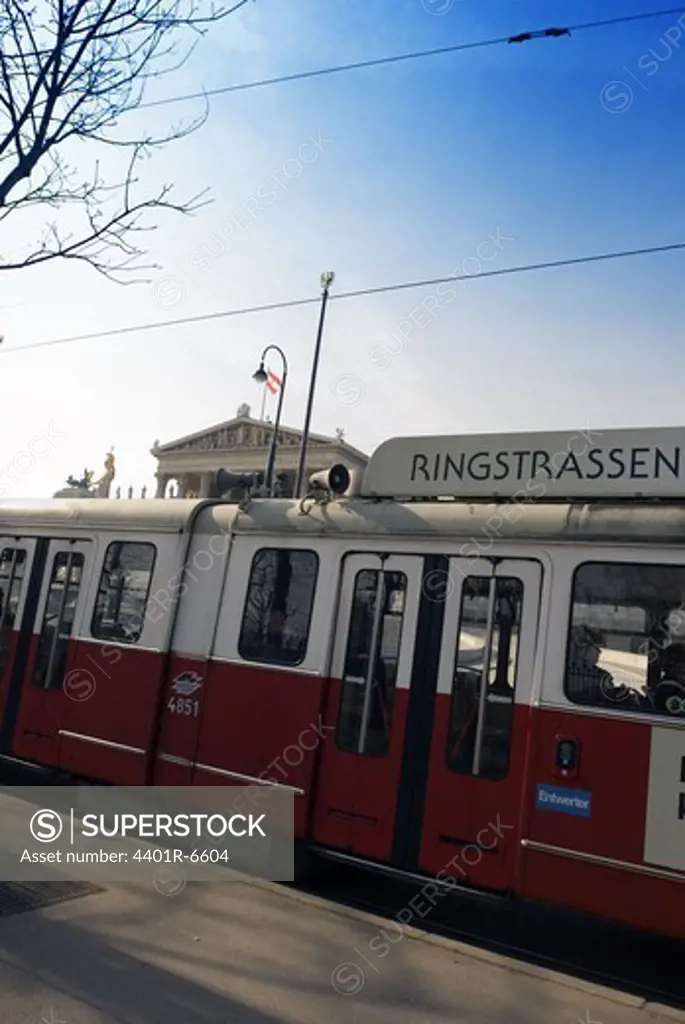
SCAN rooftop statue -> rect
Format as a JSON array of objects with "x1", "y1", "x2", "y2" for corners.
[
  {"x1": 95, "y1": 447, "x2": 116, "y2": 498},
  {"x1": 65, "y1": 469, "x2": 94, "y2": 491},
  {"x1": 55, "y1": 468, "x2": 95, "y2": 497}
]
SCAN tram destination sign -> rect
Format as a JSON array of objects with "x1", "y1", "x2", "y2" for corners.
[{"x1": 360, "y1": 427, "x2": 685, "y2": 501}]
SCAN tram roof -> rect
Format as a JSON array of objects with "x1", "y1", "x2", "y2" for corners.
[
  {"x1": 0, "y1": 499, "x2": 203, "y2": 534},
  {"x1": 6, "y1": 494, "x2": 685, "y2": 545},
  {"x1": 202, "y1": 497, "x2": 685, "y2": 545}
]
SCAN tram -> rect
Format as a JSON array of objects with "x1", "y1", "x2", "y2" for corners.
[{"x1": 1, "y1": 424, "x2": 685, "y2": 939}]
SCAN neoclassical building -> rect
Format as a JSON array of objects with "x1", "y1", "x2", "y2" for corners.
[{"x1": 151, "y1": 404, "x2": 369, "y2": 499}]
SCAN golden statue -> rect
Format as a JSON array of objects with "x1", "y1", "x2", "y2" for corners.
[{"x1": 95, "y1": 447, "x2": 116, "y2": 498}]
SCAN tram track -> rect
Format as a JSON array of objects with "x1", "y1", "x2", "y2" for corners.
[{"x1": 291, "y1": 862, "x2": 685, "y2": 1011}]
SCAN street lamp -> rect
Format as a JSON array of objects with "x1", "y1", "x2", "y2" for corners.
[
  {"x1": 294, "y1": 270, "x2": 335, "y2": 498},
  {"x1": 253, "y1": 344, "x2": 288, "y2": 496}
]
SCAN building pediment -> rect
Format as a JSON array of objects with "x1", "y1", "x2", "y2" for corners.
[
  {"x1": 153, "y1": 415, "x2": 353, "y2": 457},
  {"x1": 160, "y1": 422, "x2": 259, "y2": 453}
]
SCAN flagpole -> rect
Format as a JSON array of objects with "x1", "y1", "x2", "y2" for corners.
[{"x1": 260, "y1": 380, "x2": 267, "y2": 421}]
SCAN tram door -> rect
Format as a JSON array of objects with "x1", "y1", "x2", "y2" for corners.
[
  {"x1": 0, "y1": 541, "x2": 36, "y2": 743},
  {"x1": 312, "y1": 554, "x2": 423, "y2": 861},
  {"x1": 419, "y1": 558, "x2": 542, "y2": 891},
  {"x1": 3, "y1": 539, "x2": 91, "y2": 763}
]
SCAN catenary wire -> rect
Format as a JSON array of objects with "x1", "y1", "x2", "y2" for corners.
[
  {"x1": 136, "y1": 7, "x2": 685, "y2": 109},
  {"x1": 2, "y1": 240, "x2": 684, "y2": 356}
]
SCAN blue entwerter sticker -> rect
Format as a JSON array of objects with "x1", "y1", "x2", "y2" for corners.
[{"x1": 535, "y1": 784, "x2": 591, "y2": 817}]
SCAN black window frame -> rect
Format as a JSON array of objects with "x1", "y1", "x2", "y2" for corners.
[
  {"x1": 563, "y1": 558, "x2": 685, "y2": 717},
  {"x1": 445, "y1": 574, "x2": 524, "y2": 781},
  {"x1": 237, "y1": 547, "x2": 319, "y2": 667},
  {"x1": 335, "y1": 567, "x2": 408, "y2": 757},
  {"x1": 90, "y1": 540, "x2": 157, "y2": 645},
  {"x1": 0, "y1": 546, "x2": 27, "y2": 677},
  {"x1": 33, "y1": 550, "x2": 85, "y2": 690}
]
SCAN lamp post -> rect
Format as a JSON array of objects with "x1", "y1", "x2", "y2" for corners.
[
  {"x1": 295, "y1": 270, "x2": 335, "y2": 498},
  {"x1": 253, "y1": 345, "x2": 288, "y2": 496}
]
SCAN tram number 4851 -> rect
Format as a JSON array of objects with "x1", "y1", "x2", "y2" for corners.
[{"x1": 167, "y1": 696, "x2": 200, "y2": 717}]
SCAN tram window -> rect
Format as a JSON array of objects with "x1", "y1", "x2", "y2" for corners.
[
  {"x1": 91, "y1": 541, "x2": 156, "y2": 643},
  {"x1": 0, "y1": 548, "x2": 27, "y2": 676},
  {"x1": 565, "y1": 561, "x2": 685, "y2": 719},
  {"x1": 336, "y1": 570, "x2": 407, "y2": 756},
  {"x1": 238, "y1": 548, "x2": 318, "y2": 666},
  {"x1": 33, "y1": 551, "x2": 85, "y2": 690},
  {"x1": 446, "y1": 576, "x2": 523, "y2": 781}
]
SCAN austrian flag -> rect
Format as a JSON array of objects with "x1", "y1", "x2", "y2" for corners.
[{"x1": 266, "y1": 369, "x2": 281, "y2": 394}]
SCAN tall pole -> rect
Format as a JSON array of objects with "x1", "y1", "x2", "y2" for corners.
[{"x1": 295, "y1": 271, "x2": 335, "y2": 498}]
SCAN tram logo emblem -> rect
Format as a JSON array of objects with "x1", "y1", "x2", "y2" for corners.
[{"x1": 171, "y1": 671, "x2": 203, "y2": 696}]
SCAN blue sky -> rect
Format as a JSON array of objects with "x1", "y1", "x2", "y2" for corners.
[{"x1": 1, "y1": 0, "x2": 684, "y2": 497}]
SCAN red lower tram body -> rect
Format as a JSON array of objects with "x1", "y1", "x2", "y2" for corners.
[{"x1": 0, "y1": 512, "x2": 684, "y2": 942}]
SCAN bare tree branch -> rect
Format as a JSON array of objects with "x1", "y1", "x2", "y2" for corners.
[{"x1": 0, "y1": 0, "x2": 252, "y2": 281}]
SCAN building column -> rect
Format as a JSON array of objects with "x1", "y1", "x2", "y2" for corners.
[
  {"x1": 199, "y1": 472, "x2": 214, "y2": 498},
  {"x1": 176, "y1": 475, "x2": 189, "y2": 498},
  {"x1": 155, "y1": 474, "x2": 168, "y2": 498}
]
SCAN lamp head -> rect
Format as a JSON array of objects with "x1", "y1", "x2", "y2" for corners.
[
  {"x1": 252, "y1": 361, "x2": 267, "y2": 384},
  {"x1": 320, "y1": 271, "x2": 335, "y2": 290}
]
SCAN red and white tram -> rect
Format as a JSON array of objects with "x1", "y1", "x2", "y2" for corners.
[{"x1": 1, "y1": 424, "x2": 685, "y2": 939}]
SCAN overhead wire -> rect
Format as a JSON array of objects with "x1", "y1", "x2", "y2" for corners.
[
  {"x1": 137, "y1": 7, "x2": 685, "y2": 109},
  {"x1": 3, "y1": 240, "x2": 684, "y2": 356},
  {"x1": 2, "y1": 6, "x2": 684, "y2": 357}
]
